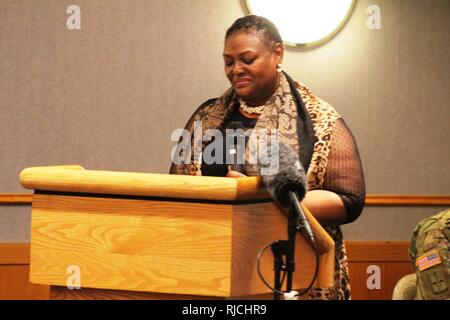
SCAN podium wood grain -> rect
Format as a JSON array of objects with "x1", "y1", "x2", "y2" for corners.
[
  {"x1": 31, "y1": 194, "x2": 232, "y2": 296},
  {"x1": 30, "y1": 194, "x2": 333, "y2": 297},
  {"x1": 23, "y1": 166, "x2": 335, "y2": 299},
  {"x1": 20, "y1": 166, "x2": 271, "y2": 201}
]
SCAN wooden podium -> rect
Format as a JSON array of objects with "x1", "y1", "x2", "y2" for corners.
[{"x1": 20, "y1": 165, "x2": 334, "y2": 300}]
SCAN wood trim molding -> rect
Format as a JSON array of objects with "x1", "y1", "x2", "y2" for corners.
[
  {"x1": 0, "y1": 243, "x2": 30, "y2": 264},
  {"x1": 0, "y1": 193, "x2": 32, "y2": 204},
  {"x1": 1, "y1": 193, "x2": 449, "y2": 206},
  {"x1": 365, "y1": 195, "x2": 450, "y2": 206},
  {"x1": 345, "y1": 241, "x2": 410, "y2": 262}
]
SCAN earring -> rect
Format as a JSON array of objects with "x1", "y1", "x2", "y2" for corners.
[{"x1": 277, "y1": 63, "x2": 282, "y2": 73}]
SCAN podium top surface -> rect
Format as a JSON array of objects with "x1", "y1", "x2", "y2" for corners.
[{"x1": 20, "y1": 165, "x2": 271, "y2": 201}]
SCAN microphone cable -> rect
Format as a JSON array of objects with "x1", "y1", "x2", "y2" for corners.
[{"x1": 256, "y1": 239, "x2": 320, "y2": 298}]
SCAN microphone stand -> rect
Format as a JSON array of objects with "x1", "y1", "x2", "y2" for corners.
[{"x1": 270, "y1": 200, "x2": 299, "y2": 300}]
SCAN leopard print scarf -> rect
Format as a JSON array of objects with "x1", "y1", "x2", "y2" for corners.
[{"x1": 174, "y1": 72, "x2": 351, "y2": 300}]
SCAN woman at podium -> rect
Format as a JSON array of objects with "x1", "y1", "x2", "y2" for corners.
[{"x1": 170, "y1": 15, "x2": 365, "y2": 300}]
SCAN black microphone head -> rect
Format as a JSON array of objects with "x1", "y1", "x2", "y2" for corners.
[{"x1": 259, "y1": 142, "x2": 308, "y2": 206}]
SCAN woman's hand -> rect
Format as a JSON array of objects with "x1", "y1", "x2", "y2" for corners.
[{"x1": 226, "y1": 170, "x2": 247, "y2": 178}]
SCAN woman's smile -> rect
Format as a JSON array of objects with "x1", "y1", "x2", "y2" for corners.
[{"x1": 233, "y1": 77, "x2": 252, "y2": 88}]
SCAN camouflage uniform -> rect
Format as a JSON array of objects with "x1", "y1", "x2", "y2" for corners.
[{"x1": 409, "y1": 209, "x2": 450, "y2": 300}]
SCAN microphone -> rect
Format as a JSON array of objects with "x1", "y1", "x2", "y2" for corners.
[
  {"x1": 226, "y1": 121, "x2": 246, "y2": 174},
  {"x1": 259, "y1": 142, "x2": 315, "y2": 242}
]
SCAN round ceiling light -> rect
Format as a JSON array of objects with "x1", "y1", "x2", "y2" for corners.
[{"x1": 244, "y1": 0, "x2": 356, "y2": 48}]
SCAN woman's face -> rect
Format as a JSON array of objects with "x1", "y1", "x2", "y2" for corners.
[{"x1": 223, "y1": 31, "x2": 283, "y2": 106}]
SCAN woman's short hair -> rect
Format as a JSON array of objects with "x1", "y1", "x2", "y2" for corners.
[{"x1": 225, "y1": 15, "x2": 283, "y2": 50}]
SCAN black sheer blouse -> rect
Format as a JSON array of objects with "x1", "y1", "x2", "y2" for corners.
[{"x1": 201, "y1": 110, "x2": 365, "y2": 224}]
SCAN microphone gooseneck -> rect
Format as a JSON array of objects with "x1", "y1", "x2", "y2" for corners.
[{"x1": 257, "y1": 141, "x2": 318, "y2": 299}]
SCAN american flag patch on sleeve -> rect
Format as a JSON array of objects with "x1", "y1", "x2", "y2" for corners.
[{"x1": 416, "y1": 250, "x2": 442, "y2": 271}]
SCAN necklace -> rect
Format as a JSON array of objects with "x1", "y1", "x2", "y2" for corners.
[{"x1": 238, "y1": 98, "x2": 265, "y2": 115}]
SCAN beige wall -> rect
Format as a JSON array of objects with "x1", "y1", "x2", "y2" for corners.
[{"x1": 1, "y1": 0, "x2": 449, "y2": 241}]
